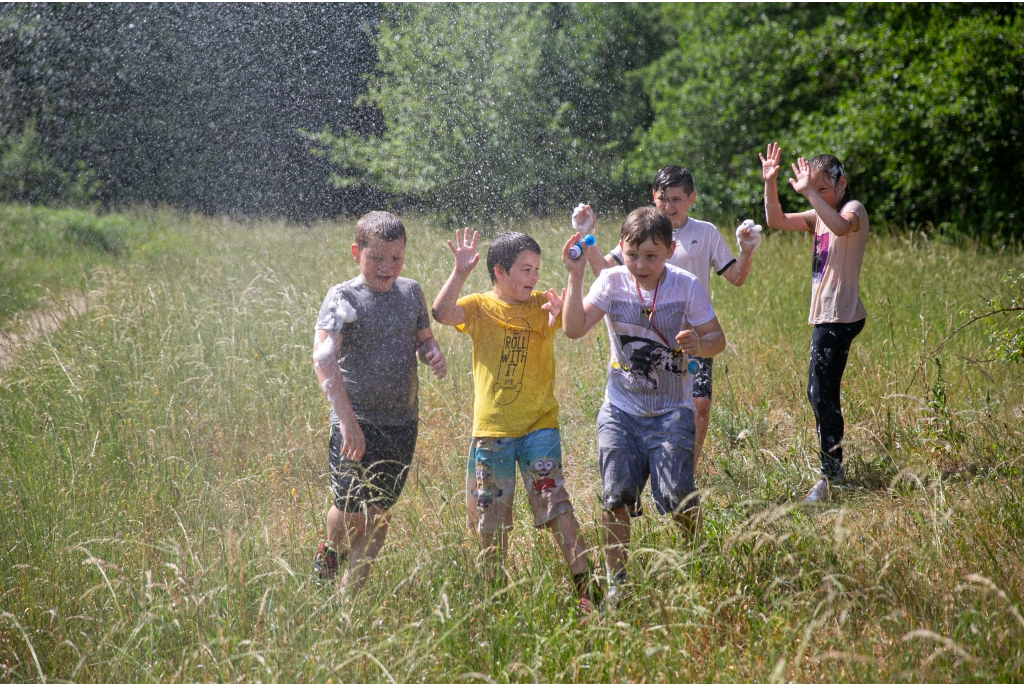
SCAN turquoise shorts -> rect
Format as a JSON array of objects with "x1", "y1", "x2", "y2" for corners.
[{"x1": 465, "y1": 428, "x2": 574, "y2": 534}]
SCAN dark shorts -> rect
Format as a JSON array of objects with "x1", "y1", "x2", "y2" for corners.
[
  {"x1": 329, "y1": 421, "x2": 417, "y2": 513},
  {"x1": 597, "y1": 401, "x2": 698, "y2": 516},
  {"x1": 691, "y1": 355, "x2": 713, "y2": 400}
]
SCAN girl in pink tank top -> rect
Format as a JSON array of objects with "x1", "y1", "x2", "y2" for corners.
[{"x1": 760, "y1": 143, "x2": 868, "y2": 503}]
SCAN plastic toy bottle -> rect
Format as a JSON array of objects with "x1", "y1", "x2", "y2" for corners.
[{"x1": 568, "y1": 233, "x2": 596, "y2": 260}]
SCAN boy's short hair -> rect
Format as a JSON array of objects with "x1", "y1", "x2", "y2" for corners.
[
  {"x1": 652, "y1": 165, "x2": 695, "y2": 196},
  {"x1": 486, "y1": 231, "x2": 541, "y2": 283},
  {"x1": 354, "y1": 211, "x2": 406, "y2": 248},
  {"x1": 621, "y1": 207, "x2": 673, "y2": 249}
]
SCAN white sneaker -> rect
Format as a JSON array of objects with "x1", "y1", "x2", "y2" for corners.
[
  {"x1": 803, "y1": 478, "x2": 830, "y2": 503},
  {"x1": 605, "y1": 571, "x2": 628, "y2": 610}
]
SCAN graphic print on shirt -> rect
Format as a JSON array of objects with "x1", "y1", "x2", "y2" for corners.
[
  {"x1": 614, "y1": 333, "x2": 684, "y2": 390},
  {"x1": 811, "y1": 230, "x2": 830, "y2": 283},
  {"x1": 493, "y1": 317, "x2": 530, "y2": 405}
]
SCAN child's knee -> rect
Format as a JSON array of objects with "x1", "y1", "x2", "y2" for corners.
[{"x1": 602, "y1": 484, "x2": 639, "y2": 513}]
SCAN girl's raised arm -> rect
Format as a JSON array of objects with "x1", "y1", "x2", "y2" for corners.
[{"x1": 761, "y1": 143, "x2": 815, "y2": 232}]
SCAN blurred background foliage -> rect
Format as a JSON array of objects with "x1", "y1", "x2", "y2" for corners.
[
  {"x1": 2, "y1": 3, "x2": 1023, "y2": 238},
  {"x1": 0, "y1": 3, "x2": 381, "y2": 219}
]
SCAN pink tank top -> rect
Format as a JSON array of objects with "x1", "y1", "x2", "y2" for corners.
[{"x1": 808, "y1": 201, "x2": 868, "y2": 325}]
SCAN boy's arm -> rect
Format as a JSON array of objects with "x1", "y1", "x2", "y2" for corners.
[
  {"x1": 572, "y1": 203, "x2": 613, "y2": 278},
  {"x1": 761, "y1": 142, "x2": 815, "y2": 232},
  {"x1": 561, "y1": 232, "x2": 607, "y2": 339},
  {"x1": 722, "y1": 225, "x2": 756, "y2": 286},
  {"x1": 431, "y1": 227, "x2": 479, "y2": 326},
  {"x1": 588, "y1": 249, "x2": 619, "y2": 278},
  {"x1": 675, "y1": 317, "x2": 726, "y2": 358},
  {"x1": 721, "y1": 250, "x2": 753, "y2": 286},
  {"x1": 312, "y1": 329, "x2": 365, "y2": 461},
  {"x1": 415, "y1": 326, "x2": 447, "y2": 378}
]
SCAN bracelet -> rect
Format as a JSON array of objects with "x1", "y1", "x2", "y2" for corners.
[
  {"x1": 696, "y1": 336, "x2": 701, "y2": 355},
  {"x1": 765, "y1": 202, "x2": 781, "y2": 208}
]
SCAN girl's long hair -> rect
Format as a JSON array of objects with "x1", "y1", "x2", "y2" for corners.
[{"x1": 809, "y1": 154, "x2": 852, "y2": 208}]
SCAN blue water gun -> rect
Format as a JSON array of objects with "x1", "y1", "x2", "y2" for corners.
[{"x1": 567, "y1": 233, "x2": 596, "y2": 260}]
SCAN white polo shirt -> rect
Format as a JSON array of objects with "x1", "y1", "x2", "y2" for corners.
[{"x1": 610, "y1": 217, "x2": 736, "y2": 297}]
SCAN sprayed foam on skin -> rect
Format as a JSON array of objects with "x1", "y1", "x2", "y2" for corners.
[
  {"x1": 571, "y1": 202, "x2": 596, "y2": 234},
  {"x1": 312, "y1": 298, "x2": 358, "y2": 362},
  {"x1": 736, "y1": 219, "x2": 762, "y2": 236},
  {"x1": 319, "y1": 298, "x2": 358, "y2": 334},
  {"x1": 735, "y1": 219, "x2": 763, "y2": 250},
  {"x1": 312, "y1": 334, "x2": 336, "y2": 362}
]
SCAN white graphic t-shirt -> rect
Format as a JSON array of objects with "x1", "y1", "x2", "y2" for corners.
[
  {"x1": 609, "y1": 217, "x2": 735, "y2": 296},
  {"x1": 584, "y1": 264, "x2": 716, "y2": 417}
]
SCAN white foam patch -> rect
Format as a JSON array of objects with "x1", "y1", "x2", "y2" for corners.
[
  {"x1": 571, "y1": 203, "x2": 595, "y2": 234},
  {"x1": 736, "y1": 219, "x2": 762, "y2": 237},
  {"x1": 334, "y1": 299, "x2": 358, "y2": 324},
  {"x1": 312, "y1": 335, "x2": 336, "y2": 362}
]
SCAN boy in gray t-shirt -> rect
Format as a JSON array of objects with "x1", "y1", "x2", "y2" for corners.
[{"x1": 310, "y1": 211, "x2": 447, "y2": 591}]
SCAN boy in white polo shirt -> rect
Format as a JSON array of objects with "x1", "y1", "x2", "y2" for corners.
[{"x1": 584, "y1": 166, "x2": 762, "y2": 482}]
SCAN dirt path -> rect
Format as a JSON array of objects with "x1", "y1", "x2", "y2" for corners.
[{"x1": 0, "y1": 293, "x2": 88, "y2": 371}]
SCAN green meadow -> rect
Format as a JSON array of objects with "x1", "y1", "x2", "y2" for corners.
[{"x1": 1, "y1": 206, "x2": 1022, "y2": 682}]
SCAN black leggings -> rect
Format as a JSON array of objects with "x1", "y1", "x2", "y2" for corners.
[{"x1": 807, "y1": 319, "x2": 865, "y2": 479}]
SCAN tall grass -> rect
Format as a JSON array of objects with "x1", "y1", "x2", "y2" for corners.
[
  {"x1": 0, "y1": 203, "x2": 173, "y2": 324},
  {"x1": 1, "y1": 210, "x2": 1022, "y2": 682}
]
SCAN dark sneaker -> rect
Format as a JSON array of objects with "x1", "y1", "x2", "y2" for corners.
[{"x1": 311, "y1": 542, "x2": 341, "y2": 589}]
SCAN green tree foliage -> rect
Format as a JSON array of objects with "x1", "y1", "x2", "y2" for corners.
[
  {"x1": 627, "y1": 4, "x2": 844, "y2": 216},
  {"x1": 0, "y1": 119, "x2": 99, "y2": 206},
  {"x1": 0, "y1": 4, "x2": 380, "y2": 218},
  {"x1": 628, "y1": 4, "x2": 1024, "y2": 240},
  {"x1": 306, "y1": 3, "x2": 670, "y2": 224},
  {"x1": 799, "y1": 5, "x2": 1024, "y2": 239}
]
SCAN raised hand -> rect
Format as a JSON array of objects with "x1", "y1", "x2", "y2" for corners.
[
  {"x1": 571, "y1": 203, "x2": 596, "y2": 235},
  {"x1": 541, "y1": 287, "x2": 565, "y2": 327},
  {"x1": 759, "y1": 142, "x2": 782, "y2": 183},
  {"x1": 446, "y1": 227, "x2": 480, "y2": 274},
  {"x1": 735, "y1": 219, "x2": 763, "y2": 253},
  {"x1": 560, "y1": 232, "x2": 588, "y2": 275},
  {"x1": 788, "y1": 157, "x2": 813, "y2": 197}
]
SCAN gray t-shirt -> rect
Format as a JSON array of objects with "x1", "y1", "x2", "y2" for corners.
[{"x1": 315, "y1": 276, "x2": 430, "y2": 426}]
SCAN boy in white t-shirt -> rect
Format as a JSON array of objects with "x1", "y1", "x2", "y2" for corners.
[
  {"x1": 563, "y1": 206, "x2": 727, "y2": 601},
  {"x1": 583, "y1": 166, "x2": 762, "y2": 478}
]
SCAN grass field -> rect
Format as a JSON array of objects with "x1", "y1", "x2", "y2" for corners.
[{"x1": 1, "y1": 206, "x2": 1022, "y2": 682}]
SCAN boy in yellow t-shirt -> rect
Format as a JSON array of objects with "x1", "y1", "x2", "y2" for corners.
[{"x1": 432, "y1": 229, "x2": 596, "y2": 614}]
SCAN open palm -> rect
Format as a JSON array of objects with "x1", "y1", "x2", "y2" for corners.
[
  {"x1": 446, "y1": 227, "x2": 480, "y2": 274},
  {"x1": 788, "y1": 157, "x2": 813, "y2": 197},
  {"x1": 759, "y1": 142, "x2": 782, "y2": 182}
]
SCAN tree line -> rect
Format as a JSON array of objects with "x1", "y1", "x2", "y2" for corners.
[
  {"x1": 1, "y1": 3, "x2": 381, "y2": 219},
  {"x1": 3, "y1": 3, "x2": 1023, "y2": 240}
]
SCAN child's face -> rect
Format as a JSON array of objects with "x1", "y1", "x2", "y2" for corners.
[
  {"x1": 811, "y1": 171, "x2": 846, "y2": 210},
  {"x1": 493, "y1": 250, "x2": 540, "y2": 303},
  {"x1": 620, "y1": 237, "x2": 676, "y2": 289},
  {"x1": 350, "y1": 237, "x2": 405, "y2": 293},
  {"x1": 652, "y1": 186, "x2": 696, "y2": 229}
]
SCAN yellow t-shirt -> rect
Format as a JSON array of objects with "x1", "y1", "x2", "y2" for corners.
[{"x1": 456, "y1": 291, "x2": 560, "y2": 438}]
